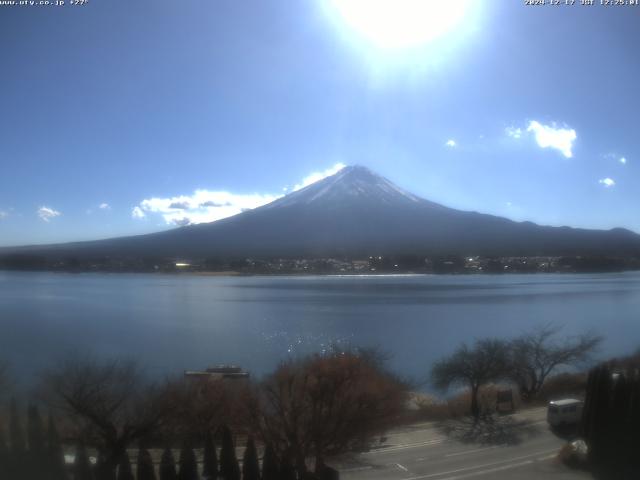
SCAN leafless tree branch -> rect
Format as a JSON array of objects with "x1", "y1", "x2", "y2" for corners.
[{"x1": 509, "y1": 324, "x2": 603, "y2": 401}]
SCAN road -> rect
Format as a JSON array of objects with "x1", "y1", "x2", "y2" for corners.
[{"x1": 336, "y1": 408, "x2": 590, "y2": 480}]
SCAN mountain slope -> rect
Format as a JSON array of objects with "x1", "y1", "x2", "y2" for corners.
[{"x1": 3, "y1": 165, "x2": 640, "y2": 259}]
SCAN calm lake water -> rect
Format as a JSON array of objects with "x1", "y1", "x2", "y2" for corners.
[{"x1": 1, "y1": 271, "x2": 639, "y2": 385}]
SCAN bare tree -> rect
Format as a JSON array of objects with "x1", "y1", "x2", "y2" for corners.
[
  {"x1": 161, "y1": 376, "x2": 248, "y2": 443},
  {"x1": 431, "y1": 339, "x2": 510, "y2": 420},
  {"x1": 248, "y1": 350, "x2": 408, "y2": 475},
  {"x1": 0, "y1": 361, "x2": 9, "y2": 397},
  {"x1": 509, "y1": 325, "x2": 603, "y2": 401},
  {"x1": 41, "y1": 356, "x2": 172, "y2": 480}
]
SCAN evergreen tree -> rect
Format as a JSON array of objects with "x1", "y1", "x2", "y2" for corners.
[
  {"x1": 136, "y1": 447, "x2": 156, "y2": 480},
  {"x1": 630, "y1": 372, "x2": 640, "y2": 473},
  {"x1": 580, "y1": 365, "x2": 598, "y2": 441},
  {"x1": 93, "y1": 452, "x2": 111, "y2": 480},
  {"x1": 202, "y1": 432, "x2": 218, "y2": 480},
  {"x1": 27, "y1": 405, "x2": 47, "y2": 479},
  {"x1": 584, "y1": 365, "x2": 613, "y2": 464},
  {"x1": 74, "y1": 444, "x2": 94, "y2": 480},
  {"x1": 260, "y1": 445, "x2": 279, "y2": 480},
  {"x1": 47, "y1": 414, "x2": 67, "y2": 480},
  {"x1": 219, "y1": 426, "x2": 240, "y2": 480},
  {"x1": 117, "y1": 451, "x2": 135, "y2": 480},
  {"x1": 9, "y1": 398, "x2": 26, "y2": 480},
  {"x1": 242, "y1": 436, "x2": 260, "y2": 480},
  {"x1": 582, "y1": 359, "x2": 640, "y2": 475},
  {"x1": 279, "y1": 450, "x2": 296, "y2": 480},
  {"x1": 159, "y1": 448, "x2": 178, "y2": 480},
  {"x1": 9, "y1": 398, "x2": 25, "y2": 455},
  {"x1": 27, "y1": 405, "x2": 45, "y2": 455},
  {"x1": 610, "y1": 371, "x2": 631, "y2": 469},
  {"x1": 0, "y1": 421, "x2": 9, "y2": 480},
  {"x1": 177, "y1": 444, "x2": 198, "y2": 480},
  {"x1": 314, "y1": 458, "x2": 338, "y2": 480}
]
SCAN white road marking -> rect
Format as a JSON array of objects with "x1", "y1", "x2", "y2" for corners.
[
  {"x1": 444, "y1": 445, "x2": 503, "y2": 458},
  {"x1": 434, "y1": 454, "x2": 556, "y2": 480},
  {"x1": 386, "y1": 426, "x2": 440, "y2": 437},
  {"x1": 365, "y1": 438, "x2": 446, "y2": 454},
  {"x1": 396, "y1": 463, "x2": 409, "y2": 472},
  {"x1": 341, "y1": 465, "x2": 373, "y2": 473},
  {"x1": 401, "y1": 449, "x2": 558, "y2": 480}
]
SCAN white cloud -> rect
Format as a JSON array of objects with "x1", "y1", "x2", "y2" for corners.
[
  {"x1": 99, "y1": 203, "x2": 111, "y2": 210},
  {"x1": 137, "y1": 191, "x2": 279, "y2": 226},
  {"x1": 292, "y1": 163, "x2": 346, "y2": 191},
  {"x1": 37, "y1": 206, "x2": 61, "y2": 222},
  {"x1": 526, "y1": 121, "x2": 577, "y2": 158},
  {"x1": 133, "y1": 163, "x2": 347, "y2": 226},
  {"x1": 131, "y1": 206, "x2": 146, "y2": 219},
  {"x1": 0, "y1": 210, "x2": 7, "y2": 220},
  {"x1": 603, "y1": 152, "x2": 627, "y2": 165},
  {"x1": 505, "y1": 126, "x2": 523, "y2": 139},
  {"x1": 599, "y1": 178, "x2": 615, "y2": 188},
  {"x1": 602, "y1": 152, "x2": 629, "y2": 165},
  {"x1": 445, "y1": 139, "x2": 457, "y2": 148}
]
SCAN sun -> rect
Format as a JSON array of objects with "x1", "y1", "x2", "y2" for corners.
[{"x1": 327, "y1": 0, "x2": 473, "y2": 50}]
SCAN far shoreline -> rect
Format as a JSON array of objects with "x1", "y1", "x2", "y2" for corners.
[{"x1": 2, "y1": 268, "x2": 639, "y2": 277}]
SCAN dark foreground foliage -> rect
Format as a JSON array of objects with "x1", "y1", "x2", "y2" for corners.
[
  {"x1": 582, "y1": 352, "x2": 640, "y2": 479},
  {"x1": 0, "y1": 349, "x2": 407, "y2": 479}
]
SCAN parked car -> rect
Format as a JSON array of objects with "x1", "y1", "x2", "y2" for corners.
[{"x1": 547, "y1": 399, "x2": 583, "y2": 427}]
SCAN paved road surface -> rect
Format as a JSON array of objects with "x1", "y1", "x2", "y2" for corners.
[{"x1": 336, "y1": 408, "x2": 590, "y2": 480}]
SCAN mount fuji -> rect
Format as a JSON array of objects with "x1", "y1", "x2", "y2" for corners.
[{"x1": 3, "y1": 165, "x2": 640, "y2": 259}]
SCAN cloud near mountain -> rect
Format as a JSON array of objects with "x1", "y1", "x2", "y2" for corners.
[
  {"x1": 133, "y1": 163, "x2": 346, "y2": 226},
  {"x1": 137, "y1": 190, "x2": 280, "y2": 225}
]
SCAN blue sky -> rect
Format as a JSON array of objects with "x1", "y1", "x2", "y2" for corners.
[{"x1": 1, "y1": 0, "x2": 639, "y2": 246}]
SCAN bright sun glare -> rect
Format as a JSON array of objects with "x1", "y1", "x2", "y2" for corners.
[{"x1": 329, "y1": 0, "x2": 473, "y2": 50}]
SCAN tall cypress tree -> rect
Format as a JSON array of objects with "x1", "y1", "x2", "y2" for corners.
[
  {"x1": 117, "y1": 451, "x2": 135, "y2": 480},
  {"x1": 586, "y1": 365, "x2": 613, "y2": 464},
  {"x1": 219, "y1": 426, "x2": 240, "y2": 480},
  {"x1": 94, "y1": 452, "x2": 111, "y2": 480},
  {"x1": 630, "y1": 372, "x2": 640, "y2": 473},
  {"x1": 580, "y1": 366, "x2": 597, "y2": 441},
  {"x1": 611, "y1": 372, "x2": 631, "y2": 468},
  {"x1": 9, "y1": 398, "x2": 26, "y2": 480},
  {"x1": 177, "y1": 444, "x2": 198, "y2": 480},
  {"x1": 27, "y1": 405, "x2": 45, "y2": 455},
  {"x1": 315, "y1": 457, "x2": 338, "y2": 480},
  {"x1": 159, "y1": 448, "x2": 178, "y2": 480},
  {"x1": 242, "y1": 436, "x2": 260, "y2": 480},
  {"x1": 0, "y1": 421, "x2": 9, "y2": 480},
  {"x1": 27, "y1": 404, "x2": 46, "y2": 479},
  {"x1": 202, "y1": 432, "x2": 218, "y2": 480},
  {"x1": 9, "y1": 399, "x2": 25, "y2": 455},
  {"x1": 47, "y1": 414, "x2": 67, "y2": 480},
  {"x1": 279, "y1": 450, "x2": 296, "y2": 480},
  {"x1": 582, "y1": 358, "x2": 640, "y2": 475},
  {"x1": 136, "y1": 447, "x2": 156, "y2": 480},
  {"x1": 74, "y1": 444, "x2": 94, "y2": 480},
  {"x1": 260, "y1": 445, "x2": 279, "y2": 480}
]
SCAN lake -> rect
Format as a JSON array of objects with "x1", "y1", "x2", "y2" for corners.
[{"x1": 1, "y1": 271, "x2": 639, "y2": 386}]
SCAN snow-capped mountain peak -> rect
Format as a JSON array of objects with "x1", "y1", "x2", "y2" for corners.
[{"x1": 267, "y1": 165, "x2": 425, "y2": 209}]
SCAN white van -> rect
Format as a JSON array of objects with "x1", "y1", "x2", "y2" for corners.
[{"x1": 547, "y1": 399, "x2": 583, "y2": 427}]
